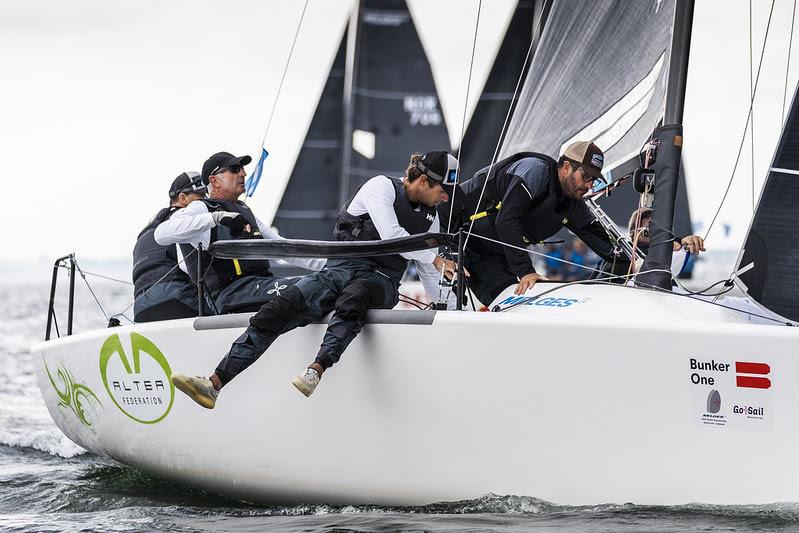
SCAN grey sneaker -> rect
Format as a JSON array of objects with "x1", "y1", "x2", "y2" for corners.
[
  {"x1": 172, "y1": 373, "x2": 219, "y2": 409},
  {"x1": 291, "y1": 368, "x2": 320, "y2": 397}
]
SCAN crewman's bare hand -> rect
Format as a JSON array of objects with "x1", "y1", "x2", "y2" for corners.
[
  {"x1": 433, "y1": 256, "x2": 469, "y2": 281},
  {"x1": 514, "y1": 272, "x2": 546, "y2": 295},
  {"x1": 675, "y1": 235, "x2": 705, "y2": 254}
]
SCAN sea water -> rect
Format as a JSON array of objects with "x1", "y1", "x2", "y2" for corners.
[{"x1": 2, "y1": 279, "x2": 799, "y2": 532}]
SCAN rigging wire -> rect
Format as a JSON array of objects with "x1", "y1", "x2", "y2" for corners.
[
  {"x1": 72, "y1": 259, "x2": 110, "y2": 321},
  {"x1": 464, "y1": 231, "x2": 614, "y2": 277},
  {"x1": 783, "y1": 0, "x2": 797, "y2": 120},
  {"x1": 702, "y1": 0, "x2": 776, "y2": 241},
  {"x1": 53, "y1": 240, "x2": 199, "y2": 325},
  {"x1": 750, "y1": 0, "x2": 756, "y2": 213},
  {"x1": 446, "y1": 0, "x2": 482, "y2": 235},
  {"x1": 460, "y1": 4, "x2": 547, "y2": 252},
  {"x1": 436, "y1": 0, "x2": 482, "y2": 307},
  {"x1": 56, "y1": 266, "x2": 133, "y2": 286},
  {"x1": 439, "y1": 0, "x2": 481, "y2": 303},
  {"x1": 253, "y1": 1, "x2": 309, "y2": 165}
]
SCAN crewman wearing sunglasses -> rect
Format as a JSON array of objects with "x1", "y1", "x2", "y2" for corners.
[{"x1": 155, "y1": 151, "x2": 326, "y2": 315}]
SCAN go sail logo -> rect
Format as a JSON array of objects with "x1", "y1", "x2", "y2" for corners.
[{"x1": 99, "y1": 332, "x2": 174, "y2": 424}]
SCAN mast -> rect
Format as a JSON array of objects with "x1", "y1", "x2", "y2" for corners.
[
  {"x1": 636, "y1": 0, "x2": 694, "y2": 290},
  {"x1": 339, "y1": 0, "x2": 362, "y2": 207}
]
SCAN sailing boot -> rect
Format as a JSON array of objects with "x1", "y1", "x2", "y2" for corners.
[
  {"x1": 172, "y1": 373, "x2": 219, "y2": 409},
  {"x1": 291, "y1": 367, "x2": 320, "y2": 397}
]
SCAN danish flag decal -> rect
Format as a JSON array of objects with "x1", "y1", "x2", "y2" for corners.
[{"x1": 735, "y1": 361, "x2": 771, "y2": 389}]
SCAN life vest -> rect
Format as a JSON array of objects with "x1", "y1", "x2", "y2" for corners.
[
  {"x1": 460, "y1": 152, "x2": 572, "y2": 245},
  {"x1": 132, "y1": 207, "x2": 191, "y2": 297},
  {"x1": 333, "y1": 177, "x2": 437, "y2": 280},
  {"x1": 180, "y1": 199, "x2": 273, "y2": 296}
]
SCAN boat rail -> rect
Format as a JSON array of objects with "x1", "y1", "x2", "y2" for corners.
[{"x1": 45, "y1": 254, "x2": 76, "y2": 341}]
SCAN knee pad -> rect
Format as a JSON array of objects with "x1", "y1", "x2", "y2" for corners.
[
  {"x1": 249, "y1": 285, "x2": 307, "y2": 333},
  {"x1": 334, "y1": 279, "x2": 384, "y2": 319}
]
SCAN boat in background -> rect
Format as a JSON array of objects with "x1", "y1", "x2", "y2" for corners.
[{"x1": 32, "y1": 0, "x2": 799, "y2": 505}]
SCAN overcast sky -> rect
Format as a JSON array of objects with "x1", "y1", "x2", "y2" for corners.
[{"x1": 1, "y1": 0, "x2": 797, "y2": 275}]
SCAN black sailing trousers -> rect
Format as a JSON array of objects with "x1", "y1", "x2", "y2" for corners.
[{"x1": 214, "y1": 260, "x2": 399, "y2": 386}]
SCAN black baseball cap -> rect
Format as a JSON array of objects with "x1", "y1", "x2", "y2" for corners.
[
  {"x1": 169, "y1": 171, "x2": 206, "y2": 199},
  {"x1": 201, "y1": 151, "x2": 253, "y2": 184},
  {"x1": 416, "y1": 151, "x2": 459, "y2": 185}
]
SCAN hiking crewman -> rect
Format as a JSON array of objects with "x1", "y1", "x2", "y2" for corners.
[{"x1": 170, "y1": 151, "x2": 462, "y2": 407}]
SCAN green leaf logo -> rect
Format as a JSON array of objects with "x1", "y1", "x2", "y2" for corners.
[
  {"x1": 44, "y1": 360, "x2": 102, "y2": 429},
  {"x1": 99, "y1": 332, "x2": 174, "y2": 424}
]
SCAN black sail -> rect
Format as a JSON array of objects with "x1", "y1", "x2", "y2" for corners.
[
  {"x1": 341, "y1": 0, "x2": 451, "y2": 202},
  {"x1": 273, "y1": 33, "x2": 347, "y2": 239},
  {"x1": 737, "y1": 83, "x2": 799, "y2": 322}
]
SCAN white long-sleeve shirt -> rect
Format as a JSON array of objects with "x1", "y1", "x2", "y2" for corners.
[
  {"x1": 154, "y1": 200, "x2": 326, "y2": 272},
  {"x1": 348, "y1": 176, "x2": 443, "y2": 301}
]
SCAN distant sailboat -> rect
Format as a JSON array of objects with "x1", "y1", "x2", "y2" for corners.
[{"x1": 273, "y1": 0, "x2": 450, "y2": 240}]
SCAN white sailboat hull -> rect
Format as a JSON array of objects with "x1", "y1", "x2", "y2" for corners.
[{"x1": 32, "y1": 283, "x2": 799, "y2": 505}]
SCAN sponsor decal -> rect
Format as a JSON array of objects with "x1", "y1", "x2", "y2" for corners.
[
  {"x1": 735, "y1": 361, "x2": 771, "y2": 389},
  {"x1": 688, "y1": 357, "x2": 772, "y2": 431},
  {"x1": 700, "y1": 389, "x2": 726, "y2": 426},
  {"x1": 497, "y1": 295, "x2": 588, "y2": 308},
  {"x1": 731, "y1": 404, "x2": 765, "y2": 418},
  {"x1": 99, "y1": 333, "x2": 174, "y2": 424},
  {"x1": 706, "y1": 389, "x2": 721, "y2": 414},
  {"x1": 267, "y1": 281, "x2": 288, "y2": 296},
  {"x1": 44, "y1": 360, "x2": 102, "y2": 429}
]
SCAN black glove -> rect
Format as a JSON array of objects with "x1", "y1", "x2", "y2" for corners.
[{"x1": 211, "y1": 211, "x2": 249, "y2": 237}]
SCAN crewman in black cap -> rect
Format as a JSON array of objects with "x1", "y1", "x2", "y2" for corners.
[
  {"x1": 442, "y1": 140, "x2": 630, "y2": 305},
  {"x1": 155, "y1": 151, "x2": 325, "y2": 314},
  {"x1": 170, "y1": 151, "x2": 462, "y2": 408},
  {"x1": 132, "y1": 171, "x2": 207, "y2": 322}
]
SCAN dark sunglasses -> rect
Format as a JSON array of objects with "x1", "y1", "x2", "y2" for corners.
[
  {"x1": 210, "y1": 163, "x2": 244, "y2": 176},
  {"x1": 221, "y1": 164, "x2": 243, "y2": 174}
]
